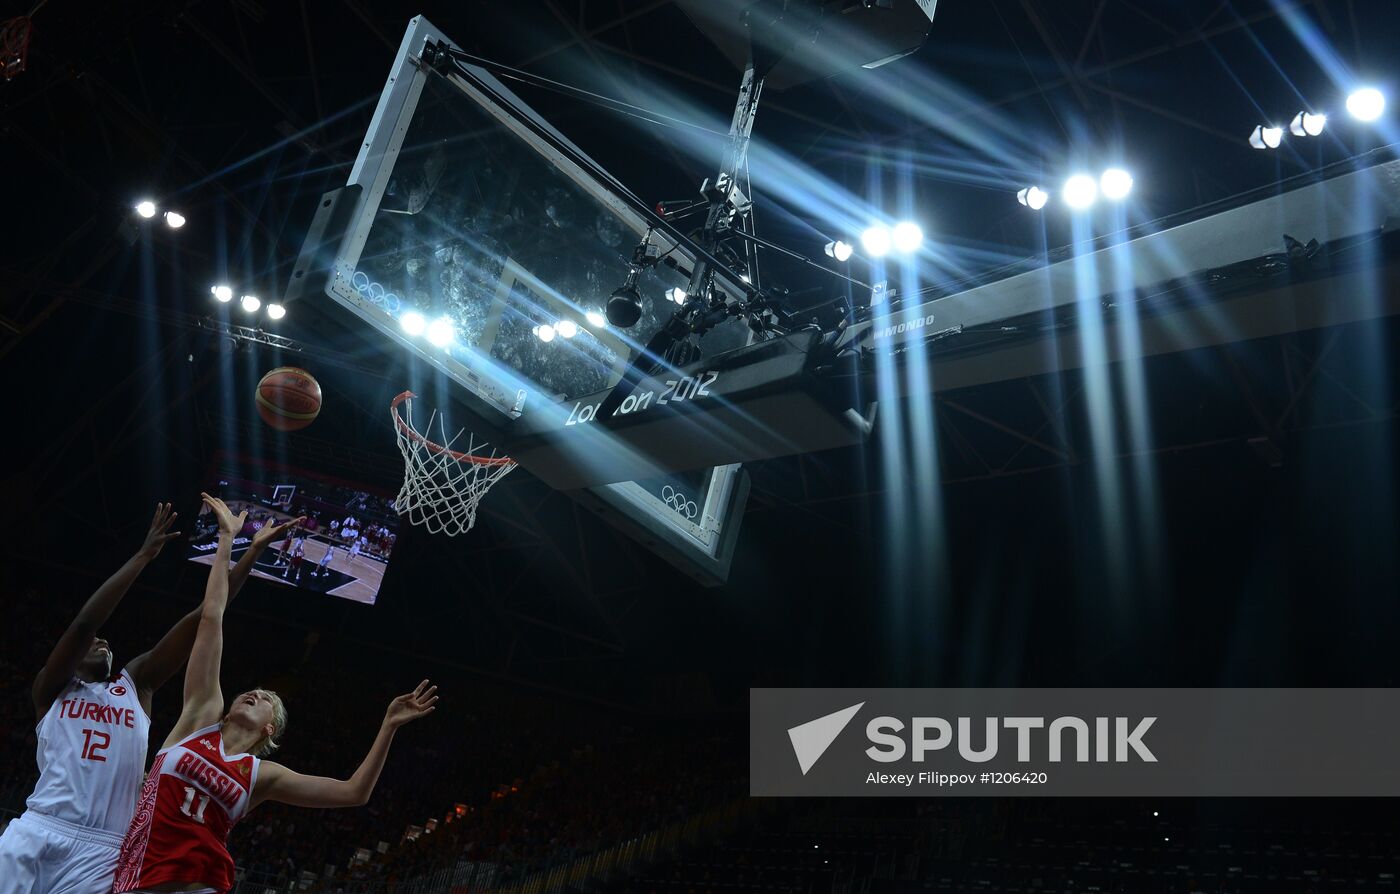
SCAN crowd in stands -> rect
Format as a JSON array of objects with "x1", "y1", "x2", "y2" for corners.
[
  {"x1": 617, "y1": 797, "x2": 1400, "y2": 894},
  {"x1": 347, "y1": 719, "x2": 746, "y2": 889}
]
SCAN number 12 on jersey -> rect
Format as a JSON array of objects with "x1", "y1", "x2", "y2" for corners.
[
  {"x1": 80, "y1": 728, "x2": 110, "y2": 762},
  {"x1": 180, "y1": 786, "x2": 211, "y2": 824}
]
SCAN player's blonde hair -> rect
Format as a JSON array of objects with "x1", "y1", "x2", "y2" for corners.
[{"x1": 250, "y1": 689, "x2": 288, "y2": 756}]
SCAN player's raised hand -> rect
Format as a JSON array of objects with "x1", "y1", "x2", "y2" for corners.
[
  {"x1": 253, "y1": 515, "x2": 306, "y2": 550},
  {"x1": 384, "y1": 680, "x2": 438, "y2": 728},
  {"x1": 136, "y1": 502, "x2": 181, "y2": 560},
  {"x1": 201, "y1": 493, "x2": 247, "y2": 537}
]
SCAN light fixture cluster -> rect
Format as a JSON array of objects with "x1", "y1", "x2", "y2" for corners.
[
  {"x1": 211, "y1": 284, "x2": 284, "y2": 321},
  {"x1": 1019, "y1": 168, "x2": 1134, "y2": 212},
  {"x1": 397, "y1": 311, "x2": 455, "y2": 347},
  {"x1": 1250, "y1": 87, "x2": 1385, "y2": 150},
  {"x1": 532, "y1": 317, "x2": 592, "y2": 342},
  {"x1": 817, "y1": 224, "x2": 923, "y2": 263},
  {"x1": 859, "y1": 221, "x2": 924, "y2": 259},
  {"x1": 398, "y1": 306, "x2": 603, "y2": 349},
  {"x1": 135, "y1": 199, "x2": 185, "y2": 229}
]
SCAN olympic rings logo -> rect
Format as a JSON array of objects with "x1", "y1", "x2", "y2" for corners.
[
  {"x1": 661, "y1": 485, "x2": 699, "y2": 520},
  {"x1": 350, "y1": 270, "x2": 403, "y2": 314}
]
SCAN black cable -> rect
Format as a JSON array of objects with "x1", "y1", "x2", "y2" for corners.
[
  {"x1": 443, "y1": 48, "x2": 729, "y2": 139},
  {"x1": 435, "y1": 43, "x2": 759, "y2": 305},
  {"x1": 724, "y1": 228, "x2": 871, "y2": 289}
]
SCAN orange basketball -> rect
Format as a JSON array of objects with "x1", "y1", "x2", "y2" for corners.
[{"x1": 256, "y1": 366, "x2": 322, "y2": 431}]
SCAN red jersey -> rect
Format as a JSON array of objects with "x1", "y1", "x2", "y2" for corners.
[{"x1": 113, "y1": 723, "x2": 261, "y2": 893}]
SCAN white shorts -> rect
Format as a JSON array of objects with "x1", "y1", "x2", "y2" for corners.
[{"x1": 0, "y1": 810, "x2": 123, "y2": 894}]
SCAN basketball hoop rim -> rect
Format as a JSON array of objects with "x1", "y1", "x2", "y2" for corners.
[{"x1": 390, "y1": 391, "x2": 515, "y2": 466}]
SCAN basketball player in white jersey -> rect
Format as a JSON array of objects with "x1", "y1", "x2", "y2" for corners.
[
  {"x1": 312, "y1": 544, "x2": 335, "y2": 578},
  {"x1": 114, "y1": 494, "x2": 437, "y2": 893},
  {"x1": 0, "y1": 501, "x2": 302, "y2": 894}
]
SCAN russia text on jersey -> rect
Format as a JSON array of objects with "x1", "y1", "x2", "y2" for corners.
[{"x1": 170, "y1": 752, "x2": 244, "y2": 812}]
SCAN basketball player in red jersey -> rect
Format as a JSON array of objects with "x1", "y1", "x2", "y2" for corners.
[
  {"x1": 115, "y1": 494, "x2": 437, "y2": 893},
  {"x1": 0, "y1": 502, "x2": 302, "y2": 894}
]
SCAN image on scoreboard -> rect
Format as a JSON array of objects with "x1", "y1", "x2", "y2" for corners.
[{"x1": 186, "y1": 455, "x2": 399, "y2": 605}]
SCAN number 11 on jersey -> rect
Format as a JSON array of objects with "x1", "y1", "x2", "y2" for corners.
[{"x1": 180, "y1": 786, "x2": 210, "y2": 824}]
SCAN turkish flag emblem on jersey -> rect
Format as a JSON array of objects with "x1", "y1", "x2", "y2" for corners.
[{"x1": 110, "y1": 685, "x2": 128, "y2": 696}]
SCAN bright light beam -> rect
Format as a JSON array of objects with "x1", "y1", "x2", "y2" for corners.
[
  {"x1": 1063, "y1": 174, "x2": 1098, "y2": 210},
  {"x1": 1100, "y1": 169, "x2": 1134, "y2": 201},
  {"x1": 1347, "y1": 87, "x2": 1386, "y2": 122},
  {"x1": 892, "y1": 221, "x2": 923, "y2": 254},
  {"x1": 1017, "y1": 186, "x2": 1049, "y2": 210},
  {"x1": 861, "y1": 225, "x2": 893, "y2": 257},
  {"x1": 400, "y1": 311, "x2": 426, "y2": 336},
  {"x1": 426, "y1": 316, "x2": 454, "y2": 347}
]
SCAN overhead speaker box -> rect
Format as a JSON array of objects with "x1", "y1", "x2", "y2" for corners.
[{"x1": 677, "y1": 0, "x2": 938, "y2": 91}]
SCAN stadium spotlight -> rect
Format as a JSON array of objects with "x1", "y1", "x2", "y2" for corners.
[
  {"x1": 665, "y1": 286, "x2": 688, "y2": 305},
  {"x1": 1062, "y1": 174, "x2": 1098, "y2": 210},
  {"x1": 824, "y1": 240, "x2": 854, "y2": 262},
  {"x1": 266, "y1": 303, "x2": 286, "y2": 320},
  {"x1": 1290, "y1": 111, "x2": 1327, "y2": 137},
  {"x1": 533, "y1": 323, "x2": 557, "y2": 343},
  {"x1": 426, "y1": 316, "x2": 455, "y2": 347},
  {"x1": 1249, "y1": 124, "x2": 1284, "y2": 149},
  {"x1": 210, "y1": 284, "x2": 233, "y2": 303},
  {"x1": 163, "y1": 211, "x2": 186, "y2": 229},
  {"x1": 861, "y1": 225, "x2": 893, "y2": 258},
  {"x1": 239, "y1": 294, "x2": 261, "y2": 313},
  {"x1": 1100, "y1": 168, "x2": 1134, "y2": 201},
  {"x1": 1346, "y1": 87, "x2": 1385, "y2": 121},
  {"x1": 892, "y1": 221, "x2": 923, "y2": 254},
  {"x1": 555, "y1": 319, "x2": 578, "y2": 338},
  {"x1": 1016, "y1": 186, "x2": 1049, "y2": 211},
  {"x1": 585, "y1": 309, "x2": 607, "y2": 328},
  {"x1": 400, "y1": 311, "x2": 426, "y2": 336},
  {"x1": 135, "y1": 200, "x2": 157, "y2": 218}
]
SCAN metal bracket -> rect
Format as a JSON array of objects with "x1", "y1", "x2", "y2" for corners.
[{"x1": 843, "y1": 402, "x2": 879, "y2": 437}]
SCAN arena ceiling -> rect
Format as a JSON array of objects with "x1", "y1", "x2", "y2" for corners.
[{"x1": 2, "y1": 0, "x2": 1397, "y2": 705}]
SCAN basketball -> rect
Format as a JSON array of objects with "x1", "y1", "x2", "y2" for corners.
[{"x1": 256, "y1": 366, "x2": 322, "y2": 431}]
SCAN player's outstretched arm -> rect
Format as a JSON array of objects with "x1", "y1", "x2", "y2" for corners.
[
  {"x1": 32, "y1": 502, "x2": 180, "y2": 718},
  {"x1": 252, "y1": 680, "x2": 437, "y2": 810},
  {"x1": 128, "y1": 513, "x2": 305, "y2": 705},
  {"x1": 164, "y1": 494, "x2": 244, "y2": 748}
]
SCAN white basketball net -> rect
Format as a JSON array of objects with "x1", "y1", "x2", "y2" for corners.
[{"x1": 391, "y1": 392, "x2": 516, "y2": 537}]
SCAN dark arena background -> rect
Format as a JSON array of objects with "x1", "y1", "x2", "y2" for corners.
[{"x1": 3, "y1": 1, "x2": 1400, "y2": 892}]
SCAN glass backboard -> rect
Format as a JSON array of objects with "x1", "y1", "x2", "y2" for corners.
[{"x1": 320, "y1": 16, "x2": 749, "y2": 584}]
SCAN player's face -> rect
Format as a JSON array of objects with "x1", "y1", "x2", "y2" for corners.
[
  {"x1": 228, "y1": 689, "x2": 277, "y2": 736},
  {"x1": 79, "y1": 636, "x2": 113, "y2": 679}
]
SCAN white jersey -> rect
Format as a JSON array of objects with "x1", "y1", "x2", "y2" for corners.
[{"x1": 26, "y1": 668, "x2": 151, "y2": 836}]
